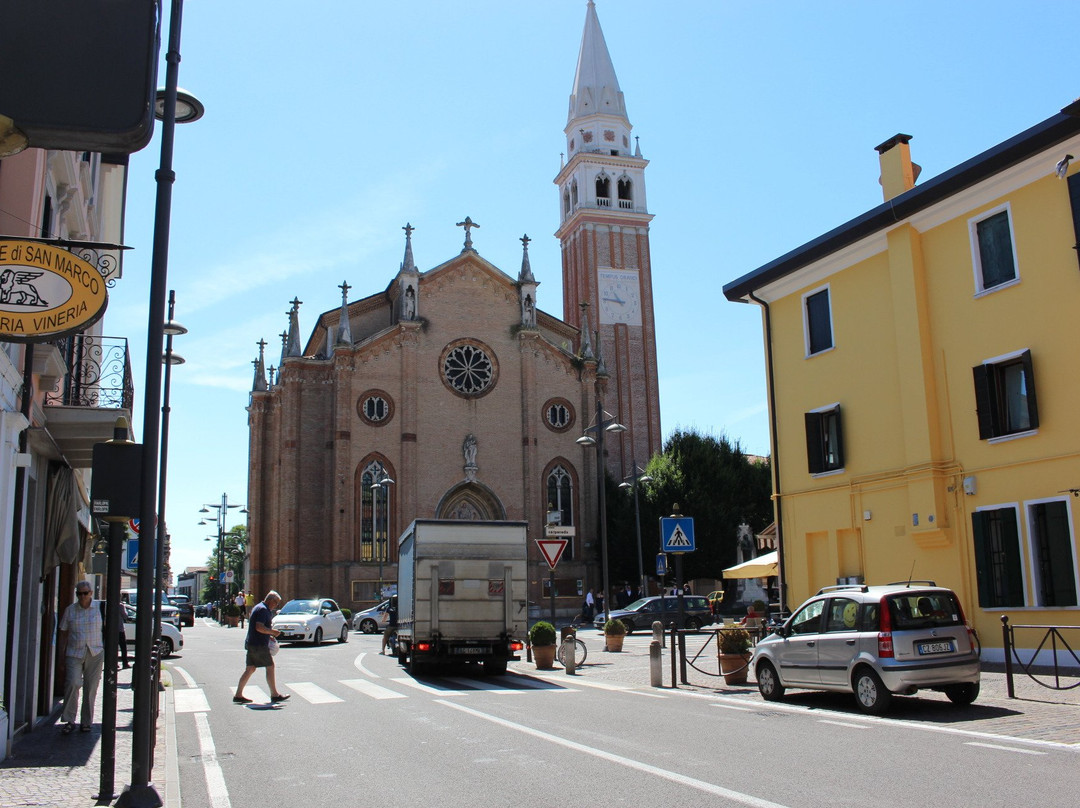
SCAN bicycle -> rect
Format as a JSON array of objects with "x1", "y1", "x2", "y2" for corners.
[{"x1": 556, "y1": 636, "x2": 588, "y2": 667}]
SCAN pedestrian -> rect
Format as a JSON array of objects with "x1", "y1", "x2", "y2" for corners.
[
  {"x1": 595, "y1": 591, "x2": 604, "y2": 617},
  {"x1": 584, "y1": 589, "x2": 595, "y2": 621},
  {"x1": 234, "y1": 590, "x2": 290, "y2": 704},
  {"x1": 58, "y1": 582, "x2": 104, "y2": 734},
  {"x1": 244, "y1": 589, "x2": 255, "y2": 618},
  {"x1": 235, "y1": 591, "x2": 247, "y2": 628},
  {"x1": 618, "y1": 582, "x2": 634, "y2": 607},
  {"x1": 380, "y1": 595, "x2": 398, "y2": 654},
  {"x1": 683, "y1": 582, "x2": 692, "y2": 596}
]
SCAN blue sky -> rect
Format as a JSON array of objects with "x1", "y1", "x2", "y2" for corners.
[{"x1": 109, "y1": 0, "x2": 1080, "y2": 581}]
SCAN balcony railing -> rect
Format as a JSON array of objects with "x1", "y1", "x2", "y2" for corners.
[{"x1": 43, "y1": 334, "x2": 134, "y2": 411}]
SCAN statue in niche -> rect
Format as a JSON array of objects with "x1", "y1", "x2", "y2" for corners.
[
  {"x1": 403, "y1": 285, "x2": 416, "y2": 320},
  {"x1": 522, "y1": 293, "x2": 535, "y2": 327},
  {"x1": 463, "y1": 433, "x2": 478, "y2": 481}
]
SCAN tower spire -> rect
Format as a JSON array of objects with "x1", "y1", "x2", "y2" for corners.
[{"x1": 567, "y1": 0, "x2": 627, "y2": 130}]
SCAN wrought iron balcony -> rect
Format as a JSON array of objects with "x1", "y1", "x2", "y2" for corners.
[{"x1": 44, "y1": 333, "x2": 134, "y2": 411}]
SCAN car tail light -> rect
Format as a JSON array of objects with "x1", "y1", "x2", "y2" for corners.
[
  {"x1": 877, "y1": 595, "x2": 894, "y2": 658},
  {"x1": 509, "y1": 640, "x2": 524, "y2": 652},
  {"x1": 416, "y1": 642, "x2": 433, "y2": 652}
]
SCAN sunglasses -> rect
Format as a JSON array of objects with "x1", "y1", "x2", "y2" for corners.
[{"x1": 77, "y1": 591, "x2": 91, "y2": 596}]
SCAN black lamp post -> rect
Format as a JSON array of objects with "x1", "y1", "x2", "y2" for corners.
[
  {"x1": 122, "y1": 2, "x2": 201, "y2": 803},
  {"x1": 576, "y1": 398, "x2": 625, "y2": 625},
  {"x1": 201, "y1": 494, "x2": 244, "y2": 612},
  {"x1": 619, "y1": 465, "x2": 653, "y2": 600},
  {"x1": 371, "y1": 473, "x2": 394, "y2": 599}
]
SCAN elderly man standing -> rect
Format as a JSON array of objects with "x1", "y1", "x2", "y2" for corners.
[
  {"x1": 233, "y1": 590, "x2": 290, "y2": 704},
  {"x1": 58, "y1": 581, "x2": 104, "y2": 734}
]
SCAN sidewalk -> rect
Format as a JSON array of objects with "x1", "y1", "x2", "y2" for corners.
[{"x1": 0, "y1": 665, "x2": 178, "y2": 807}]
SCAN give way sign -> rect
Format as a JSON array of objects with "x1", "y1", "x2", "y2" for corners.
[{"x1": 536, "y1": 538, "x2": 568, "y2": 570}]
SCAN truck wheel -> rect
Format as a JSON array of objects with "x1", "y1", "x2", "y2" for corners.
[{"x1": 484, "y1": 659, "x2": 508, "y2": 676}]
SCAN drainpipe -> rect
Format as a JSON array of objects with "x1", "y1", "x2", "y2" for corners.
[{"x1": 746, "y1": 292, "x2": 786, "y2": 613}]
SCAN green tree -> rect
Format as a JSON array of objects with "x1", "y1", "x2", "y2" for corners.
[
  {"x1": 607, "y1": 430, "x2": 772, "y2": 587},
  {"x1": 201, "y1": 525, "x2": 248, "y2": 603}
]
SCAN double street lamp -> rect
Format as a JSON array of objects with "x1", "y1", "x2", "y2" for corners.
[
  {"x1": 619, "y1": 465, "x2": 653, "y2": 602},
  {"x1": 371, "y1": 473, "x2": 394, "y2": 599},
  {"x1": 200, "y1": 494, "x2": 245, "y2": 613},
  {"x1": 576, "y1": 398, "x2": 625, "y2": 625}
]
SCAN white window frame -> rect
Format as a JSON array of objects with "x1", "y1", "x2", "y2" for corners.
[
  {"x1": 973, "y1": 502, "x2": 1029, "y2": 607},
  {"x1": 975, "y1": 348, "x2": 1038, "y2": 444},
  {"x1": 1023, "y1": 496, "x2": 1079, "y2": 609},
  {"x1": 802, "y1": 284, "x2": 834, "y2": 358},
  {"x1": 806, "y1": 401, "x2": 844, "y2": 477},
  {"x1": 969, "y1": 202, "x2": 1020, "y2": 296}
]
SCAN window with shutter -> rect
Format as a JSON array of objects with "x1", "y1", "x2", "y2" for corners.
[
  {"x1": 970, "y1": 206, "x2": 1019, "y2": 293},
  {"x1": 803, "y1": 287, "x2": 833, "y2": 356},
  {"x1": 805, "y1": 405, "x2": 844, "y2": 475},
  {"x1": 971, "y1": 349, "x2": 1038, "y2": 440},
  {"x1": 971, "y1": 507, "x2": 1025, "y2": 607}
]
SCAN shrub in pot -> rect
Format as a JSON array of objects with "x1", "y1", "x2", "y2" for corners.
[
  {"x1": 529, "y1": 621, "x2": 557, "y2": 669},
  {"x1": 718, "y1": 627, "x2": 752, "y2": 684},
  {"x1": 603, "y1": 618, "x2": 627, "y2": 652}
]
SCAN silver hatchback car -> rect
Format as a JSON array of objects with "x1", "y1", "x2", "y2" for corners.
[{"x1": 752, "y1": 582, "x2": 980, "y2": 714}]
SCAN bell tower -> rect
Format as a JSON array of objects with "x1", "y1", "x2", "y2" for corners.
[{"x1": 555, "y1": 0, "x2": 661, "y2": 477}]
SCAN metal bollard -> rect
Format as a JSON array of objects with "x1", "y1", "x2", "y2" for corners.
[
  {"x1": 561, "y1": 634, "x2": 577, "y2": 675},
  {"x1": 650, "y1": 640, "x2": 663, "y2": 687}
]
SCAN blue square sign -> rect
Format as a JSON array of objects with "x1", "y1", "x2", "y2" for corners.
[{"x1": 661, "y1": 517, "x2": 696, "y2": 553}]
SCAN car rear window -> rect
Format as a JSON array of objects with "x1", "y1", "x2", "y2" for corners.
[{"x1": 886, "y1": 592, "x2": 963, "y2": 629}]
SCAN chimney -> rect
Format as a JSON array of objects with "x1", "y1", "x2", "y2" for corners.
[{"x1": 875, "y1": 133, "x2": 922, "y2": 202}]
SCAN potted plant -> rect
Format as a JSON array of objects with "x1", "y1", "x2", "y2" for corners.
[
  {"x1": 603, "y1": 618, "x2": 627, "y2": 652},
  {"x1": 222, "y1": 603, "x2": 241, "y2": 628},
  {"x1": 529, "y1": 621, "x2": 557, "y2": 669},
  {"x1": 718, "y1": 627, "x2": 752, "y2": 685}
]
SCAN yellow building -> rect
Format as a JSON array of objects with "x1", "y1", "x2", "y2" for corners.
[{"x1": 724, "y1": 102, "x2": 1080, "y2": 662}]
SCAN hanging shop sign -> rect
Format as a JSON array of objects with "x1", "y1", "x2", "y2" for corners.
[{"x1": 0, "y1": 240, "x2": 108, "y2": 342}]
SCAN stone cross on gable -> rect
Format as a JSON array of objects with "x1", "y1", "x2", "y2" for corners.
[
  {"x1": 338, "y1": 280, "x2": 350, "y2": 302},
  {"x1": 289, "y1": 296, "x2": 302, "y2": 313},
  {"x1": 403, "y1": 222, "x2": 414, "y2": 238},
  {"x1": 456, "y1": 216, "x2": 479, "y2": 252},
  {"x1": 256, "y1": 338, "x2": 267, "y2": 358},
  {"x1": 520, "y1": 233, "x2": 530, "y2": 249}
]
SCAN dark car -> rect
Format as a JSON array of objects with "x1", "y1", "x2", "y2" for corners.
[
  {"x1": 594, "y1": 595, "x2": 714, "y2": 633},
  {"x1": 168, "y1": 594, "x2": 195, "y2": 627}
]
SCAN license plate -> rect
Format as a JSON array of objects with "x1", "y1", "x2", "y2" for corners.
[
  {"x1": 917, "y1": 640, "x2": 954, "y2": 655},
  {"x1": 453, "y1": 647, "x2": 486, "y2": 655}
]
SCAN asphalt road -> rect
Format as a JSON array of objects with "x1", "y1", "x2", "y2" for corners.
[{"x1": 166, "y1": 620, "x2": 1079, "y2": 808}]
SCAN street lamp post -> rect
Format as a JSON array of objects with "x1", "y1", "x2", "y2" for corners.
[
  {"x1": 371, "y1": 473, "x2": 394, "y2": 599},
  {"x1": 619, "y1": 465, "x2": 653, "y2": 601},
  {"x1": 200, "y1": 494, "x2": 244, "y2": 615},
  {"x1": 123, "y1": 2, "x2": 202, "y2": 803},
  {"x1": 153, "y1": 290, "x2": 185, "y2": 647},
  {"x1": 577, "y1": 398, "x2": 625, "y2": 626}
]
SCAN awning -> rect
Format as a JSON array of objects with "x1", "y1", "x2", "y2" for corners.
[{"x1": 722, "y1": 550, "x2": 778, "y2": 579}]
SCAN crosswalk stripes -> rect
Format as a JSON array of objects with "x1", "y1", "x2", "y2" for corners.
[
  {"x1": 285, "y1": 682, "x2": 344, "y2": 704},
  {"x1": 339, "y1": 678, "x2": 407, "y2": 700}
]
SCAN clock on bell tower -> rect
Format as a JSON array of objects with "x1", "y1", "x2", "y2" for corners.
[{"x1": 554, "y1": 0, "x2": 661, "y2": 479}]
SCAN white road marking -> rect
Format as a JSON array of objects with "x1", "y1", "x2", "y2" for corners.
[
  {"x1": 285, "y1": 682, "x2": 344, "y2": 704},
  {"x1": 195, "y1": 711, "x2": 232, "y2": 808},
  {"x1": 437, "y1": 699, "x2": 793, "y2": 808},
  {"x1": 232, "y1": 685, "x2": 268, "y2": 703},
  {"x1": 710, "y1": 703, "x2": 753, "y2": 712},
  {"x1": 172, "y1": 666, "x2": 198, "y2": 688},
  {"x1": 354, "y1": 652, "x2": 380, "y2": 678},
  {"x1": 524, "y1": 671, "x2": 667, "y2": 697},
  {"x1": 443, "y1": 677, "x2": 545, "y2": 694},
  {"x1": 818, "y1": 720, "x2": 869, "y2": 730},
  {"x1": 340, "y1": 679, "x2": 407, "y2": 699},
  {"x1": 389, "y1": 677, "x2": 468, "y2": 696},
  {"x1": 964, "y1": 742, "x2": 1046, "y2": 756},
  {"x1": 174, "y1": 689, "x2": 211, "y2": 713}
]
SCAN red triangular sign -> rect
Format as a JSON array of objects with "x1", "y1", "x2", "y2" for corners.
[{"x1": 536, "y1": 538, "x2": 568, "y2": 570}]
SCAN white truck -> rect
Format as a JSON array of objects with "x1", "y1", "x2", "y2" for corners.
[{"x1": 395, "y1": 519, "x2": 528, "y2": 675}]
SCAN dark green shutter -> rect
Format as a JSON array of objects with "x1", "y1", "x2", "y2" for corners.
[
  {"x1": 832, "y1": 407, "x2": 845, "y2": 470},
  {"x1": 971, "y1": 511, "x2": 993, "y2": 607},
  {"x1": 1020, "y1": 349, "x2": 1038, "y2": 430},
  {"x1": 972, "y1": 364, "x2": 995, "y2": 439},
  {"x1": 1044, "y1": 501, "x2": 1077, "y2": 606},
  {"x1": 999, "y1": 510, "x2": 1024, "y2": 607},
  {"x1": 805, "y1": 411, "x2": 824, "y2": 474},
  {"x1": 1067, "y1": 173, "x2": 1080, "y2": 270}
]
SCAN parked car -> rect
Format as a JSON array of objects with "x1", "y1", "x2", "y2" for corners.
[
  {"x1": 593, "y1": 595, "x2": 714, "y2": 632},
  {"x1": 121, "y1": 588, "x2": 180, "y2": 628},
  {"x1": 168, "y1": 594, "x2": 195, "y2": 627},
  {"x1": 194, "y1": 602, "x2": 211, "y2": 617},
  {"x1": 752, "y1": 582, "x2": 981, "y2": 714},
  {"x1": 122, "y1": 604, "x2": 184, "y2": 658},
  {"x1": 352, "y1": 599, "x2": 391, "y2": 633},
  {"x1": 271, "y1": 598, "x2": 349, "y2": 645}
]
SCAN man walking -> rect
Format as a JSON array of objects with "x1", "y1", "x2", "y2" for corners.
[
  {"x1": 58, "y1": 582, "x2": 104, "y2": 734},
  {"x1": 234, "y1": 590, "x2": 290, "y2": 704}
]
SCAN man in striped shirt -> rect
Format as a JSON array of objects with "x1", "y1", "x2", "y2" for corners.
[{"x1": 57, "y1": 582, "x2": 104, "y2": 734}]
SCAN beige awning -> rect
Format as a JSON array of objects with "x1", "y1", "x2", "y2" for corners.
[{"x1": 722, "y1": 550, "x2": 778, "y2": 579}]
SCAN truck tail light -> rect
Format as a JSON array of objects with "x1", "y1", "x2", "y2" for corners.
[
  {"x1": 416, "y1": 642, "x2": 433, "y2": 652},
  {"x1": 509, "y1": 640, "x2": 524, "y2": 652},
  {"x1": 877, "y1": 595, "x2": 894, "y2": 658}
]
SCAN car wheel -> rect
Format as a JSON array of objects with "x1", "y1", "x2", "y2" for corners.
[
  {"x1": 756, "y1": 660, "x2": 785, "y2": 701},
  {"x1": 685, "y1": 617, "x2": 701, "y2": 630},
  {"x1": 622, "y1": 619, "x2": 634, "y2": 635},
  {"x1": 312, "y1": 627, "x2": 323, "y2": 646},
  {"x1": 159, "y1": 638, "x2": 173, "y2": 658},
  {"x1": 853, "y1": 667, "x2": 892, "y2": 714},
  {"x1": 338, "y1": 625, "x2": 349, "y2": 643},
  {"x1": 360, "y1": 619, "x2": 377, "y2": 634},
  {"x1": 945, "y1": 682, "x2": 980, "y2": 706}
]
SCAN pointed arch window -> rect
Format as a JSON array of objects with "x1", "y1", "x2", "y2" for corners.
[
  {"x1": 546, "y1": 465, "x2": 575, "y2": 560},
  {"x1": 563, "y1": 188, "x2": 571, "y2": 215},
  {"x1": 359, "y1": 460, "x2": 392, "y2": 562},
  {"x1": 595, "y1": 173, "x2": 611, "y2": 207},
  {"x1": 617, "y1": 176, "x2": 633, "y2": 210},
  {"x1": 571, "y1": 179, "x2": 578, "y2": 208}
]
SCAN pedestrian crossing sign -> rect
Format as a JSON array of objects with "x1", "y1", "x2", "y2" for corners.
[{"x1": 661, "y1": 517, "x2": 696, "y2": 553}]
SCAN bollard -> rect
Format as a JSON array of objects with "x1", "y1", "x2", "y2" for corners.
[
  {"x1": 650, "y1": 640, "x2": 663, "y2": 687},
  {"x1": 652, "y1": 620, "x2": 664, "y2": 646},
  {"x1": 561, "y1": 634, "x2": 577, "y2": 675}
]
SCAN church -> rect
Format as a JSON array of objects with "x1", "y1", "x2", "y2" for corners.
[{"x1": 246, "y1": 1, "x2": 662, "y2": 614}]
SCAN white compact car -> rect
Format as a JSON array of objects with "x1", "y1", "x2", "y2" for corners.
[
  {"x1": 352, "y1": 599, "x2": 391, "y2": 633},
  {"x1": 272, "y1": 598, "x2": 349, "y2": 645},
  {"x1": 122, "y1": 604, "x2": 184, "y2": 657}
]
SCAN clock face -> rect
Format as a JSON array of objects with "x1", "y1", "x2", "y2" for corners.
[{"x1": 598, "y1": 268, "x2": 642, "y2": 325}]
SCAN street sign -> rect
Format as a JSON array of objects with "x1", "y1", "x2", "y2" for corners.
[
  {"x1": 128, "y1": 518, "x2": 140, "y2": 534},
  {"x1": 656, "y1": 553, "x2": 668, "y2": 576},
  {"x1": 536, "y1": 538, "x2": 569, "y2": 570},
  {"x1": 224, "y1": 570, "x2": 234, "y2": 583},
  {"x1": 661, "y1": 517, "x2": 696, "y2": 553},
  {"x1": 126, "y1": 538, "x2": 138, "y2": 570},
  {"x1": 544, "y1": 525, "x2": 576, "y2": 537}
]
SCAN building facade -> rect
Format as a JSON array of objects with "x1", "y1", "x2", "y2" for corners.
[
  {"x1": 724, "y1": 103, "x2": 1080, "y2": 660},
  {"x1": 246, "y1": 2, "x2": 662, "y2": 614}
]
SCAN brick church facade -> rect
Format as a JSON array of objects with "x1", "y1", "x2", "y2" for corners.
[{"x1": 246, "y1": 1, "x2": 661, "y2": 612}]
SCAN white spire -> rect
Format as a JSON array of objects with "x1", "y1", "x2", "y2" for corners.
[{"x1": 567, "y1": 0, "x2": 627, "y2": 127}]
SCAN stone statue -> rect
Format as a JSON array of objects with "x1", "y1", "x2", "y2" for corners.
[{"x1": 463, "y1": 433, "x2": 478, "y2": 481}]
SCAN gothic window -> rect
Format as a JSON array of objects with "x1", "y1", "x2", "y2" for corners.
[
  {"x1": 357, "y1": 390, "x2": 394, "y2": 426},
  {"x1": 441, "y1": 339, "x2": 498, "y2": 398},
  {"x1": 543, "y1": 398, "x2": 574, "y2": 432},
  {"x1": 360, "y1": 460, "x2": 393, "y2": 563},
  {"x1": 596, "y1": 174, "x2": 610, "y2": 207},
  {"x1": 563, "y1": 188, "x2": 571, "y2": 215},
  {"x1": 571, "y1": 180, "x2": 578, "y2": 208},
  {"x1": 546, "y1": 465, "x2": 575, "y2": 560},
  {"x1": 617, "y1": 177, "x2": 633, "y2": 210}
]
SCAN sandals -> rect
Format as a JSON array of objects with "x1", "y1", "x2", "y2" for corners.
[{"x1": 60, "y1": 722, "x2": 76, "y2": 735}]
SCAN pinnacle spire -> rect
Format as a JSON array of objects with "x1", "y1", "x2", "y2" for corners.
[
  {"x1": 253, "y1": 338, "x2": 268, "y2": 391},
  {"x1": 567, "y1": 0, "x2": 627, "y2": 127},
  {"x1": 335, "y1": 280, "x2": 352, "y2": 345},
  {"x1": 518, "y1": 234, "x2": 535, "y2": 284},
  {"x1": 400, "y1": 222, "x2": 416, "y2": 272}
]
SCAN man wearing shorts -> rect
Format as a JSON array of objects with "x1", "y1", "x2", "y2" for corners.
[{"x1": 233, "y1": 590, "x2": 290, "y2": 704}]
